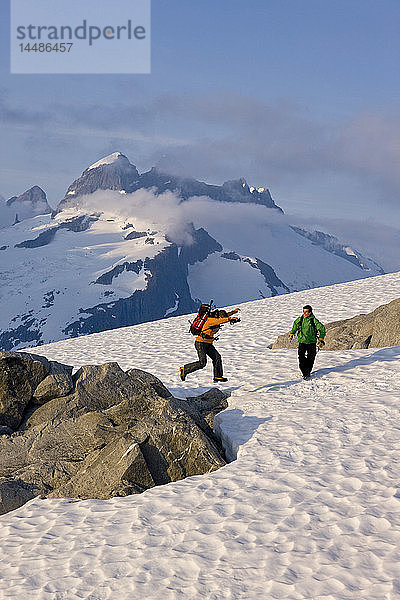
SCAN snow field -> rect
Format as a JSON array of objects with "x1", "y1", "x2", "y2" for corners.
[{"x1": 0, "y1": 272, "x2": 400, "y2": 599}]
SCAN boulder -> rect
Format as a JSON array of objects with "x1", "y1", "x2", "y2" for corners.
[
  {"x1": 0, "y1": 356, "x2": 228, "y2": 514},
  {"x1": 186, "y1": 388, "x2": 230, "y2": 429},
  {"x1": 32, "y1": 361, "x2": 74, "y2": 404},
  {"x1": 272, "y1": 298, "x2": 400, "y2": 351},
  {"x1": 0, "y1": 478, "x2": 39, "y2": 515},
  {"x1": 48, "y1": 432, "x2": 155, "y2": 499},
  {"x1": 0, "y1": 352, "x2": 48, "y2": 429}
]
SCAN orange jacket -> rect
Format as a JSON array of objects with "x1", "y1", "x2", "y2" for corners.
[{"x1": 196, "y1": 316, "x2": 231, "y2": 344}]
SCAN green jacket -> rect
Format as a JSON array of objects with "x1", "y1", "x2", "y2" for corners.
[{"x1": 291, "y1": 314, "x2": 326, "y2": 344}]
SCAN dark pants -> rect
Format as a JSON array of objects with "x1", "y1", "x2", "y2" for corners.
[
  {"x1": 298, "y1": 343, "x2": 317, "y2": 376},
  {"x1": 184, "y1": 341, "x2": 223, "y2": 379}
]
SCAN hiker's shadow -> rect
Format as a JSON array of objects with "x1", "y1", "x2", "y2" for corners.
[
  {"x1": 313, "y1": 346, "x2": 400, "y2": 378},
  {"x1": 251, "y1": 346, "x2": 400, "y2": 392},
  {"x1": 214, "y1": 407, "x2": 272, "y2": 461},
  {"x1": 252, "y1": 379, "x2": 301, "y2": 393}
]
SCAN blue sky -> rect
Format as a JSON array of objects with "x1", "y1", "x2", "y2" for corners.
[{"x1": 1, "y1": 0, "x2": 399, "y2": 240}]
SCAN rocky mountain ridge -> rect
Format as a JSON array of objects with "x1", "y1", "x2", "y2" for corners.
[{"x1": 58, "y1": 152, "x2": 282, "y2": 212}]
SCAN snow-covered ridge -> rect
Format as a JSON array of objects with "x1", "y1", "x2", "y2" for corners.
[
  {"x1": 87, "y1": 152, "x2": 123, "y2": 170},
  {"x1": 1, "y1": 272, "x2": 400, "y2": 598}
]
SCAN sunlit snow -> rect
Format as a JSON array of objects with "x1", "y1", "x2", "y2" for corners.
[{"x1": 0, "y1": 272, "x2": 399, "y2": 598}]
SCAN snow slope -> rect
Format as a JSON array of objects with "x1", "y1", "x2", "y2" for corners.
[
  {"x1": 0, "y1": 207, "x2": 168, "y2": 347},
  {"x1": 0, "y1": 272, "x2": 400, "y2": 599}
]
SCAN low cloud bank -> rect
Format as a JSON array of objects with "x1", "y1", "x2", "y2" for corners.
[{"x1": 68, "y1": 189, "x2": 400, "y2": 273}]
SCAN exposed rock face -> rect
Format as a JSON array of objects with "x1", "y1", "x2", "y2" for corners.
[
  {"x1": 0, "y1": 352, "x2": 72, "y2": 429},
  {"x1": 60, "y1": 153, "x2": 140, "y2": 205},
  {"x1": 0, "y1": 353, "x2": 229, "y2": 515},
  {"x1": 63, "y1": 243, "x2": 198, "y2": 337},
  {"x1": 272, "y1": 298, "x2": 400, "y2": 350},
  {"x1": 186, "y1": 388, "x2": 230, "y2": 429}
]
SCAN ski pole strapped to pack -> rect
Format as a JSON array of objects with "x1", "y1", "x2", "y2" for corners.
[{"x1": 189, "y1": 300, "x2": 213, "y2": 336}]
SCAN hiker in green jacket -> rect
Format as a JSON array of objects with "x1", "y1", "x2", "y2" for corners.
[{"x1": 289, "y1": 305, "x2": 326, "y2": 379}]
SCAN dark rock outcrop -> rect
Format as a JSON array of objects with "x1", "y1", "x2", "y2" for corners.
[
  {"x1": 272, "y1": 298, "x2": 400, "y2": 350},
  {"x1": 0, "y1": 353, "x2": 229, "y2": 515},
  {"x1": 94, "y1": 260, "x2": 144, "y2": 285},
  {"x1": 59, "y1": 153, "x2": 140, "y2": 208},
  {"x1": 186, "y1": 388, "x2": 229, "y2": 429},
  {"x1": 62, "y1": 227, "x2": 225, "y2": 339},
  {"x1": 0, "y1": 352, "x2": 73, "y2": 428},
  {"x1": 63, "y1": 244, "x2": 197, "y2": 337}
]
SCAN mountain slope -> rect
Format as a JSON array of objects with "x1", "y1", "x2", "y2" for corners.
[{"x1": 0, "y1": 153, "x2": 385, "y2": 350}]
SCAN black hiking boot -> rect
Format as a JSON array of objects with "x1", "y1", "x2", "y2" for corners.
[
  {"x1": 302, "y1": 372, "x2": 311, "y2": 380},
  {"x1": 214, "y1": 376, "x2": 228, "y2": 383},
  {"x1": 180, "y1": 366, "x2": 186, "y2": 381}
]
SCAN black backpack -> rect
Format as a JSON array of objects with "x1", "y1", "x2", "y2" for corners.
[{"x1": 189, "y1": 301, "x2": 213, "y2": 336}]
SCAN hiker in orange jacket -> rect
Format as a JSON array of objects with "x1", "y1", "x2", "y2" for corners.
[{"x1": 180, "y1": 307, "x2": 240, "y2": 383}]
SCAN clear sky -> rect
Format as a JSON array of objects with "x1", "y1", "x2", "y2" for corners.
[{"x1": 1, "y1": 0, "x2": 399, "y2": 238}]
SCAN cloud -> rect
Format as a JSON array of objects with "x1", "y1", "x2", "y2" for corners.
[
  {"x1": 74, "y1": 189, "x2": 195, "y2": 246},
  {"x1": 72, "y1": 188, "x2": 400, "y2": 274},
  {"x1": 1, "y1": 89, "x2": 399, "y2": 217},
  {"x1": 334, "y1": 112, "x2": 400, "y2": 196},
  {"x1": 65, "y1": 188, "x2": 288, "y2": 250}
]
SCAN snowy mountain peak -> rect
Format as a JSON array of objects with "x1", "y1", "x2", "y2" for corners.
[
  {"x1": 58, "y1": 154, "x2": 140, "y2": 210},
  {"x1": 0, "y1": 186, "x2": 52, "y2": 228},
  {"x1": 87, "y1": 152, "x2": 128, "y2": 171},
  {"x1": 6, "y1": 185, "x2": 50, "y2": 208}
]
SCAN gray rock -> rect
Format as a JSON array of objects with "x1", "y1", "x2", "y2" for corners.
[
  {"x1": 0, "y1": 356, "x2": 227, "y2": 514},
  {"x1": 272, "y1": 298, "x2": 400, "y2": 350},
  {"x1": 126, "y1": 368, "x2": 173, "y2": 399},
  {"x1": 0, "y1": 352, "x2": 49, "y2": 429},
  {"x1": 0, "y1": 478, "x2": 39, "y2": 515},
  {"x1": 32, "y1": 361, "x2": 74, "y2": 404},
  {"x1": 186, "y1": 388, "x2": 230, "y2": 429},
  {"x1": 0, "y1": 426, "x2": 12, "y2": 436},
  {"x1": 48, "y1": 433, "x2": 155, "y2": 499}
]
